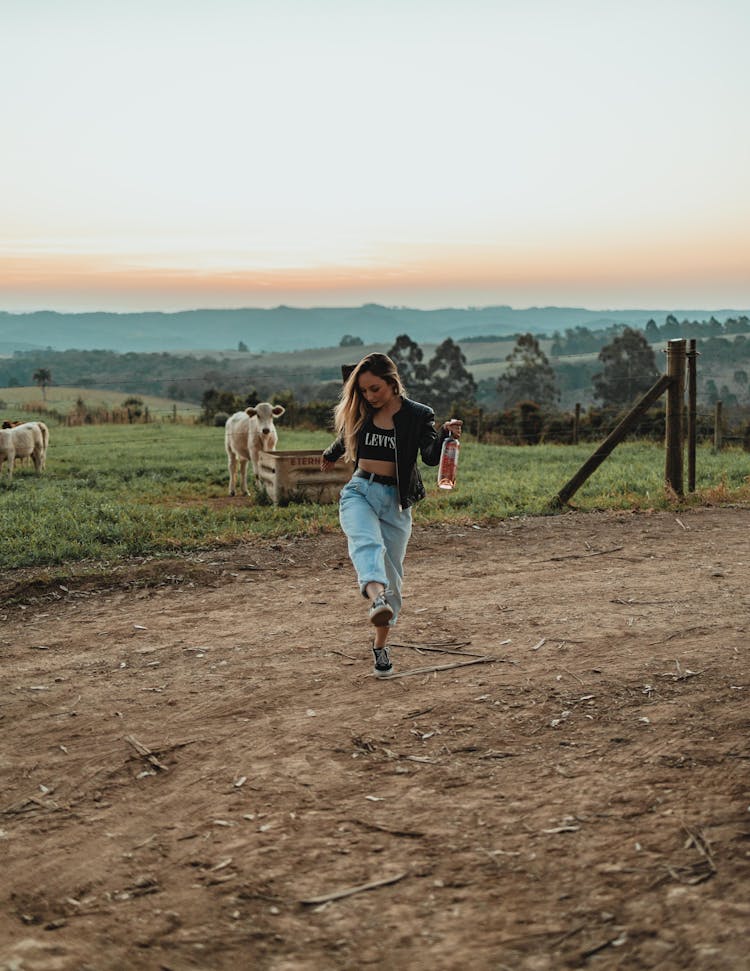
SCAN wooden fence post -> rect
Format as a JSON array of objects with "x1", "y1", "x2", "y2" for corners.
[
  {"x1": 665, "y1": 338, "x2": 686, "y2": 495},
  {"x1": 552, "y1": 373, "x2": 672, "y2": 508},
  {"x1": 714, "y1": 401, "x2": 723, "y2": 451},
  {"x1": 572, "y1": 402, "x2": 580, "y2": 444},
  {"x1": 687, "y1": 339, "x2": 697, "y2": 493}
]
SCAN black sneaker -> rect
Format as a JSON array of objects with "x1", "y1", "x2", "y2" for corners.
[
  {"x1": 373, "y1": 646, "x2": 394, "y2": 678},
  {"x1": 368, "y1": 593, "x2": 394, "y2": 627}
]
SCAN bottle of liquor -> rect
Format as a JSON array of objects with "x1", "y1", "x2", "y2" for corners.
[{"x1": 437, "y1": 432, "x2": 460, "y2": 490}]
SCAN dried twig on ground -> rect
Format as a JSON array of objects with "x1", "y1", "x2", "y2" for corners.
[
  {"x1": 386, "y1": 655, "x2": 499, "y2": 680},
  {"x1": 402, "y1": 705, "x2": 436, "y2": 719},
  {"x1": 581, "y1": 931, "x2": 628, "y2": 960},
  {"x1": 350, "y1": 818, "x2": 425, "y2": 839},
  {"x1": 534, "y1": 546, "x2": 624, "y2": 563},
  {"x1": 610, "y1": 598, "x2": 675, "y2": 605},
  {"x1": 300, "y1": 871, "x2": 409, "y2": 905},
  {"x1": 124, "y1": 734, "x2": 169, "y2": 772},
  {"x1": 558, "y1": 667, "x2": 586, "y2": 685},
  {"x1": 390, "y1": 643, "x2": 488, "y2": 657},
  {"x1": 665, "y1": 826, "x2": 716, "y2": 885},
  {"x1": 658, "y1": 626, "x2": 714, "y2": 643},
  {"x1": 0, "y1": 796, "x2": 47, "y2": 816}
]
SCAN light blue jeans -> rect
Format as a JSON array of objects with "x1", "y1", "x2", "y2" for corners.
[{"x1": 338, "y1": 475, "x2": 413, "y2": 625}]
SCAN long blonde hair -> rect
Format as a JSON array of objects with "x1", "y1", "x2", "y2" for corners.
[{"x1": 333, "y1": 353, "x2": 405, "y2": 461}]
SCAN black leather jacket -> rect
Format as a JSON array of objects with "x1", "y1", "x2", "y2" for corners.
[{"x1": 323, "y1": 397, "x2": 447, "y2": 510}]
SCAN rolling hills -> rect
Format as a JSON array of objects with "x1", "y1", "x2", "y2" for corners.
[{"x1": 4, "y1": 304, "x2": 749, "y2": 354}]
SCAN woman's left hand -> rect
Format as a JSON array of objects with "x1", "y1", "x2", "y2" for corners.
[{"x1": 444, "y1": 418, "x2": 463, "y2": 437}]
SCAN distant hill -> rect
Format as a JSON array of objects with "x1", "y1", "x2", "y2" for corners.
[{"x1": 2, "y1": 304, "x2": 749, "y2": 355}]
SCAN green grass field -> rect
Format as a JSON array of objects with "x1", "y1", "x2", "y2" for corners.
[{"x1": 1, "y1": 422, "x2": 748, "y2": 571}]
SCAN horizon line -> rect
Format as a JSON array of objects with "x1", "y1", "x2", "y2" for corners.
[{"x1": 3, "y1": 302, "x2": 750, "y2": 317}]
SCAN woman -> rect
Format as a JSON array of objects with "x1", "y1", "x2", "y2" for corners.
[{"x1": 321, "y1": 353, "x2": 462, "y2": 678}]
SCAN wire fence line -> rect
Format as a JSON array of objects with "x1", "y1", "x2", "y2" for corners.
[{"x1": 3, "y1": 377, "x2": 749, "y2": 450}]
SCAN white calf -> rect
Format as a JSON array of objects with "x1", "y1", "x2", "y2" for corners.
[
  {"x1": 1, "y1": 420, "x2": 49, "y2": 470},
  {"x1": 225, "y1": 403, "x2": 286, "y2": 496},
  {"x1": 0, "y1": 422, "x2": 46, "y2": 482}
]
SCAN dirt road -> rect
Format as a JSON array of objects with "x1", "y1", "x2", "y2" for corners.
[{"x1": 1, "y1": 507, "x2": 749, "y2": 970}]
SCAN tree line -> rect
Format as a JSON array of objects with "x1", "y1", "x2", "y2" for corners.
[
  {"x1": 549, "y1": 314, "x2": 750, "y2": 356},
  {"x1": 4, "y1": 320, "x2": 750, "y2": 444}
]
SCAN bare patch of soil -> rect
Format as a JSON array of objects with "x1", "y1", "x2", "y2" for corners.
[{"x1": 1, "y1": 507, "x2": 749, "y2": 970}]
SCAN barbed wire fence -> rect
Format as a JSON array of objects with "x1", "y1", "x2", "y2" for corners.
[{"x1": 1, "y1": 349, "x2": 749, "y2": 443}]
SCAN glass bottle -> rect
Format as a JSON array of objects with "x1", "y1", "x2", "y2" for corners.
[{"x1": 438, "y1": 432, "x2": 460, "y2": 490}]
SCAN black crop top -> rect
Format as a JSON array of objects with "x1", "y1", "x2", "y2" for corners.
[{"x1": 358, "y1": 417, "x2": 396, "y2": 462}]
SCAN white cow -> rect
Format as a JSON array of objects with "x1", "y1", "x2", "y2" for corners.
[
  {"x1": 1, "y1": 420, "x2": 49, "y2": 470},
  {"x1": 225, "y1": 403, "x2": 285, "y2": 496},
  {"x1": 0, "y1": 421, "x2": 47, "y2": 482}
]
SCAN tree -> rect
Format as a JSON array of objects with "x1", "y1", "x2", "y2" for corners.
[
  {"x1": 516, "y1": 400, "x2": 544, "y2": 445},
  {"x1": 271, "y1": 389, "x2": 298, "y2": 427},
  {"x1": 240, "y1": 387, "x2": 261, "y2": 408},
  {"x1": 496, "y1": 333, "x2": 559, "y2": 408},
  {"x1": 33, "y1": 367, "x2": 52, "y2": 399},
  {"x1": 339, "y1": 334, "x2": 364, "y2": 347},
  {"x1": 592, "y1": 327, "x2": 660, "y2": 409},
  {"x1": 200, "y1": 388, "x2": 242, "y2": 423},
  {"x1": 387, "y1": 334, "x2": 430, "y2": 399},
  {"x1": 238, "y1": 340, "x2": 249, "y2": 352},
  {"x1": 704, "y1": 378, "x2": 719, "y2": 405},
  {"x1": 645, "y1": 318, "x2": 659, "y2": 342},
  {"x1": 122, "y1": 396, "x2": 144, "y2": 422},
  {"x1": 426, "y1": 338, "x2": 477, "y2": 414}
]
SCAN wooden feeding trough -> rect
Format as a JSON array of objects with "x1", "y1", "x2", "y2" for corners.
[{"x1": 256, "y1": 449, "x2": 354, "y2": 505}]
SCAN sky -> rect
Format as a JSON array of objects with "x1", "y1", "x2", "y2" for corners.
[{"x1": 1, "y1": 0, "x2": 749, "y2": 313}]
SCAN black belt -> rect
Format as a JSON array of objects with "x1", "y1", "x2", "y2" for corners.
[{"x1": 354, "y1": 469, "x2": 397, "y2": 486}]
